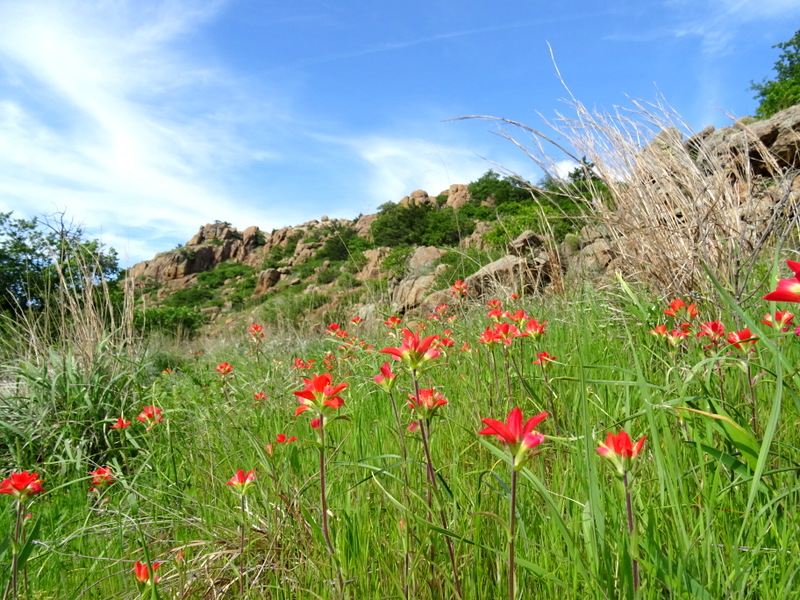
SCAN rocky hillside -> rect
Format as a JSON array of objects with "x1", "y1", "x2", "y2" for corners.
[{"x1": 127, "y1": 104, "x2": 800, "y2": 325}]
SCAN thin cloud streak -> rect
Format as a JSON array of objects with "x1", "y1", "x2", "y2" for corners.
[{"x1": 0, "y1": 0, "x2": 282, "y2": 261}]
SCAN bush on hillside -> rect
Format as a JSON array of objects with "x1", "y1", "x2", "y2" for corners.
[
  {"x1": 196, "y1": 261, "x2": 256, "y2": 289},
  {"x1": 133, "y1": 306, "x2": 208, "y2": 338},
  {"x1": 371, "y1": 202, "x2": 473, "y2": 248},
  {"x1": 317, "y1": 223, "x2": 373, "y2": 262}
]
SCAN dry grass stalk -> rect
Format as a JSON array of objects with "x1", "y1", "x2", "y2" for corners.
[{"x1": 459, "y1": 97, "x2": 798, "y2": 298}]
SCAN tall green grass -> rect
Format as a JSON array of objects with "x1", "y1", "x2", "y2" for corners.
[{"x1": 2, "y1": 277, "x2": 799, "y2": 599}]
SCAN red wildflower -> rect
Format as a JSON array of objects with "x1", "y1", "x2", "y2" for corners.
[
  {"x1": 651, "y1": 325, "x2": 688, "y2": 346},
  {"x1": 487, "y1": 299, "x2": 503, "y2": 310},
  {"x1": 90, "y1": 466, "x2": 113, "y2": 486},
  {"x1": 764, "y1": 260, "x2": 800, "y2": 302},
  {"x1": 479, "y1": 407, "x2": 547, "y2": 469},
  {"x1": 134, "y1": 561, "x2": 161, "y2": 585},
  {"x1": 136, "y1": 405, "x2": 163, "y2": 429},
  {"x1": 384, "y1": 316, "x2": 402, "y2": 328},
  {"x1": 727, "y1": 328, "x2": 758, "y2": 351},
  {"x1": 249, "y1": 324, "x2": 264, "y2": 342},
  {"x1": 380, "y1": 329, "x2": 441, "y2": 371},
  {"x1": 351, "y1": 316, "x2": 362, "y2": 325},
  {"x1": 533, "y1": 351, "x2": 557, "y2": 365},
  {"x1": 487, "y1": 308, "x2": 503, "y2": 321},
  {"x1": 478, "y1": 322, "x2": 520, "y2": 346},
  {"x1": 407, "y1": 388, "x2": 449, "y2": 419},
  {"x1": 109, "y1": 417, "x2": 131, "y2": 430},
  {"x1": 524, "y1": 318, "x2": 547, "y2": 337},
  {"x1": 696, "y1": 320, "x2": 726, "y2": 347},
  {"x1": 504, "y1": 310, "x2": 529, "y2": 327},
  {"x1": 293, "y1": 372, "x2": 348, "y2": 417},
  {"x1": 450, "y1": 280, "x2": 467, "y2": 297},
  {"x1": 253, "y1": 392, "x2": 267, "y2": 401},
  {"x1": 373, "y1": 361, "x2": 398, "y2": 392},
  {"x1": 663, "y1": 298, "x2": 698, "y2": 319},
  {"x1": 292, "y1": 357, "x2": 315, "y2": 369},
  {"x1": 0, "y1": 471, "x2": 44, "y2": 499},
  {"x1": 216, "y1": 362, "x2": 233, "y2": 376},
  {"x1": 226, "y1": 469, "x2": 255, "y2": 495},
  {"x1": 597, "y1": 431, "x2": 646, "y2": 475},
  {"x1": 327, "y1": 323, "x2": 340, "y2": 333},
  {"x1": 762, "y1": 310, "x2": 795, "y2": 332},
  {"x1": 275, "y1": 433, "x2": 298, "y2": 444},
  {"x1": 310, "y1": 418, "x2": 322, "y2": 429}
]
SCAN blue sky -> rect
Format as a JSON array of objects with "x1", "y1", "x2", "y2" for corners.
[{"x1": 0, "y1": 0, "x2": 798, "y2": 265}]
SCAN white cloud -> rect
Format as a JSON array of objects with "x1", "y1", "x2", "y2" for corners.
[
  {"x1": 342, "y1": 135, "x2": 536, "y2": 208},
  {"x1": 0, "y1": 0, "x2": 285, "y2": 262}
]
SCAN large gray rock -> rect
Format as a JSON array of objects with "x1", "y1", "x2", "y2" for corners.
[
  {"x1": 463, "y1": 255, "x2": 531, "y2": 297},
  {"x1": 407, "y1": 246, "x2": 446, "y2": 273},
  {"x1": 253, "y1": 268, "x2": 281, "y2": 296}
]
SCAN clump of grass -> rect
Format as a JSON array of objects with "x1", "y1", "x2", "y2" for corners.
[{"x1": 457, "y1": 97, "x2": 799, "y2": 298}]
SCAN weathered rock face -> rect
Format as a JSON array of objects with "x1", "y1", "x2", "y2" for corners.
[
  {"x1": 391, "y1": 266, "x2": 447, "y2": 313},
  {"x1": 685, "y1": 104, "x2": 800, "y2": 176},
  {"x1": 407, "y1": 246, "x2": 446, "y2": 273},
  {"x1": 442, "y1": 184, "x2": 470, "y2": 210},
  {"x1": 253, "y1": 268, "x2": 281, "y2": 296},
  {"x1": 464, "y1": 255, "x2": 531, "y2": 297}
]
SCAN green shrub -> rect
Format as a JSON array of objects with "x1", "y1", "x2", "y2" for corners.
[
  {"x1": 196, "y1": 261, "x2": 256, "y2": 289},
  {"x1": 316, "y1": 267, "x2": 340, "y2": 285},
  {"x1": 261, "y1": 290, "x2": 330, "y2": 325},
  {"x1": 381, "y1": 246, "x2": 414, "y2": 278},
  {"x1": 371, "y1": 201, "x2": 473, "y2": 248},
  {"x1": 133, "y1": 306, "x2": 208, "y2": 338},
  {"x1": 163, "y1": 287, "x2": 215, "y2": 308}
]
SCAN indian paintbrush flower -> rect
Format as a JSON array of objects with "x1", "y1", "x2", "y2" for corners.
[
  {"x1": 407, "y1": 388, "x2": 449, "y2": 420},
  {"x1": 596, "y1": 430, "x2": 646, "y2": 476},
  {"x1": 134, "y1": 560, "x2": 161, "y2": 586},
  {"x1": 380, "y1": 329, "x2": 441, "y2": 372},
  {"x1": 479, "y1": 407, "x2": 547, "y2": 470},
  {"x1": 764, "y1": 259, "x2": 800, "y2": 302},
  {"x1": 136, "y1": 405, "x2": 163, "y2": 430},
  {"x1": 762, "y1": 310, "x2": 795, "y2": 331},
  {"x1": 216, "y1": 362, "x2": 233, "y2": 376},
  {"x1": 226, "y1": 469, "x2": 255, "y2": 495},
  {"x1": 293, "y1": 372, "x2": 347, "y2": 422},
  {"x1": 0, "y1": 471, "x2": 44, "y2": 499},
  {"x1": 109, "y1": 417, "x2": 131, "y2": 430},
  {"x1": 727, "y1": 328, "x2": 758, "y2": 351},
  {"x1": 373, "y1": 361, "x2": 398, "y2": 392}
]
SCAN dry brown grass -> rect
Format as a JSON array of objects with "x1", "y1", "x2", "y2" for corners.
[
  {"x1": 459, "y1": 97, "x2": 799, "y2": 299},
  {"x1": 2, "y1": 241, "x2": 136, "y2": 366}
]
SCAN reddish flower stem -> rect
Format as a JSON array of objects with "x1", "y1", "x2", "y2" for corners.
[
  {"x1": 509, "y1": 468, "x2": 517, "y2": 600},
  {"x1": 239, "y1": 494, "x2": 246, "y2": 598},
  {"x1": 387, "y1": 389, "x2": 411, "y2": 600},
  {"x1": 623, "y1": 472, "x2": 639, "y2": 593},
  {"x1": 318, "y1": 423, "x2": 345, "y2": 596},
  {"x1": 413, "y1": 374, "x2": 463, "y2": 599}
]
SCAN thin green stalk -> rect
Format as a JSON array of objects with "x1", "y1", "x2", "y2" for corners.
[
  {"x1": 412, "y1": 374, "x2": 463, "y2": 599},
  {"x1": 387, "y1": 389, "x2": 411, "y2": 600},
  {"x1": 509, "y1": 468, "x2": 517, "y2": 600},
  {"x1": 239, "y1": 494, "x2": 246, "y2": 598},
  {"x1": 318, "y1": 423, "x2": 345, "y2": 597},
  {"x1": 623, "y1": 472, "x2": 639, "y2": 593}
]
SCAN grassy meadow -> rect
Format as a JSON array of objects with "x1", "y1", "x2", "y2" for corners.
[{"x1": 2, "y1": 269, "x2": 800, "y2": 600}]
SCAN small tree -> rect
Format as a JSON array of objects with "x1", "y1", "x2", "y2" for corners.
[
  {"x1": 751, "y1": 29, "x2": 800, "y2": 118},
  {"x1": 0, "y1": 212, "x2": 119, "y2": 313}
]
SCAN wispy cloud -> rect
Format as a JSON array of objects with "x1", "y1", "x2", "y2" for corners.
[{"x1": 0, "y1": 0, "x2": 283, "y2": 263}]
